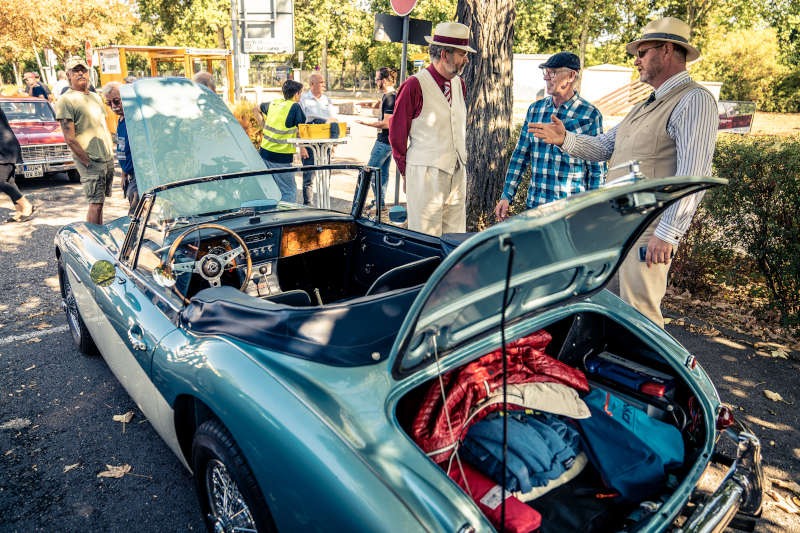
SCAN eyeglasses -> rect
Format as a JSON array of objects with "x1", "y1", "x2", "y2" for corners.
[
  {"x1": 635, "y1": 44, "x2": 665, "y2": 59},
  {"x1": 106, "y1": 97, "x2": 122, "y2": 106},
  {"x1": 542, "y1": 68, "x2": 567, "y2": 79}
]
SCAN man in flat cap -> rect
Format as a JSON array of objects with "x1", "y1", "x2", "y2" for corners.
[
  {"x1": 530, "y1": 17, "x2": 718, "y2": 328},
  {"x1": 389, "y1": 21, "x2": 474, "y2": 236},
  {"x1": 56, "y1": 56, "x2": 115, "y2": 225},
  {"x1": 495, "y1": 52, "x2": 605, "y2": 222}
]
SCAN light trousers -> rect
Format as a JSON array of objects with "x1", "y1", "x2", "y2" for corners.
[
  {"x1": 405, "y1": 163, "x2": 466, "y2": 237},
  {"x1": 619, "y1": 219, "x2": 671, "y2": 328}
]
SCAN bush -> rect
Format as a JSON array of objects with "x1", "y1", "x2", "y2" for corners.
[{"x1": 703, "y1": 134, "x2": 800, "y2": 327}]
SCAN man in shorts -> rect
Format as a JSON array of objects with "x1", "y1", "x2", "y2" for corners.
[{"x1": 56, "y1": 56, "x2": 115, "y2": 225}]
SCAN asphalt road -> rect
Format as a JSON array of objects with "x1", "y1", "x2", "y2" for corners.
[{"x1": 1, "y1": 173, "x2": 797, "y2": 532}]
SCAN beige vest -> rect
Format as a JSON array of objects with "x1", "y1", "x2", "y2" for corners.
[
  {"x1": 405, "y1": 69, "x2": 467, "y2": 174},
  {"x1": 609, "y1": 80, "x2": 708, "y2": 180}
]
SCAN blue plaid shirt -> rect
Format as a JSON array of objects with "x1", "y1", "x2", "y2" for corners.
[{"x1": 502, "y1": 93, "x2": 606, "y2": 208}]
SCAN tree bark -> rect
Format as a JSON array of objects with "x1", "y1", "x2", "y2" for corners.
[
  {"x1": 457, "y1": 0, "x2": 516, "y2": 230},
  {"x1": 321, "y1": 37, "x2": 329, "y2": 86}
]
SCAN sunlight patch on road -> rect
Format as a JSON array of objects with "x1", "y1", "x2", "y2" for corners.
[
  {"x1": 743, "y1": 414, "x2": 794, "y2": 432},
  {"x1": 710, "y1": 336, "x2": 748, "y2": 350},
  {"x1": 0, "y1": 324, "x2": 69, "y2": 346},
  {"x1": 721, "y1": 375, "x2": 762, "y2": 388},
  {"x1": 18, "y1": 296, "x2": 42, "y2": 314},
  {"x1": 45, "y1": 276, "x2": 60, "y2": 292}
]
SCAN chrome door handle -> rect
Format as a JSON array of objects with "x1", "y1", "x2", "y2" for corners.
[
  {"x1": 127, "y1": 327, "x2": 147, "y2": 351},
  {"x1": 383, "y1": 235, "x2": 404, "y2": 247}
]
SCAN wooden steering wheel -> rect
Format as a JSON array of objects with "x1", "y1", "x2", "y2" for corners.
[{"x1": 165, "y1": 223, "x2": 253, "y2": 303}]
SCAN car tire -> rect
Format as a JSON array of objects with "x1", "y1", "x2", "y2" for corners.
[
  {"x1": 67, "y1": 169, "x2": 81, "y2": 183},
  {"x1": 58, "y1": 257, "x2": 98, "y2": 356},
  {"x1": 192, "y1": 420, "x2": 276, "y2": 533}
]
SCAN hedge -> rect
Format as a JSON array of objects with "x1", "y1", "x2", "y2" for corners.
[{"x1": 673, "y1": 134, "x2": 800, "y2": 327}]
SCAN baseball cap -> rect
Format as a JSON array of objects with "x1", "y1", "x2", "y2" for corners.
[
  {"x1": 539, "y1": 52, "x2": 581, "y2": 71},
  {"x1": 65, "y1": 56, "x2": 90, "y2": 71}
]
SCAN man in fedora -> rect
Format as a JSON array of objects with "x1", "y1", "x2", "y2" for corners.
[
  {"x1": 530, "y1": 17, "x2": 718, "y2": 328},
  {"x1": 495, "y1": 51, "x2": 605, "y2": 222},
  {"x1": 389, "y1": 21, "x2": 474, "y2": 236}
]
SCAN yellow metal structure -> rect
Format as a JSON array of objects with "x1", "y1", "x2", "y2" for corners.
[{"x1": 95, "y1": 46, "x2": 235, "y2": 105}]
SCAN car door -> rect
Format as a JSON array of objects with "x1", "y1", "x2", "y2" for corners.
[{"x1": 90, "y1": 197, "x2": 179, "y2": 445}]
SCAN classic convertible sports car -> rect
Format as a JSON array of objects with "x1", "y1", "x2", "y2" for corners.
[{"x1": 56, "y1": 78, "x2": 763, "y2": 533}]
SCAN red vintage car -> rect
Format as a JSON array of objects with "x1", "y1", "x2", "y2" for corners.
[{"x1": 0, "y1": 96, "x2": 78, "y2": 182}]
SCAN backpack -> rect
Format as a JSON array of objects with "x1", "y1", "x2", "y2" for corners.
[{"x1": 577, "y1": 389, "x2": 683, "y2": 502}]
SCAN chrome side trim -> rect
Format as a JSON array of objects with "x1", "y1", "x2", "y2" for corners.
[{"x1": 679, "y1": 430, "x2": 763, "y2": 533}]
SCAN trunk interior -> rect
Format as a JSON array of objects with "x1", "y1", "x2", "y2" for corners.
[{"x1": 396, "y1": 311, "x2": 710, "y2": 533}]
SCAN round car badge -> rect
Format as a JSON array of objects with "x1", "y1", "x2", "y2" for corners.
[{"x1": 201, "y1": 256, "x2": 222, "y2": 277}]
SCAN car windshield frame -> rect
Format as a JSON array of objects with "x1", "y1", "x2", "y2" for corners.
[{"x1": 0, "y1": 100, "x2": 56, "y2": 122}]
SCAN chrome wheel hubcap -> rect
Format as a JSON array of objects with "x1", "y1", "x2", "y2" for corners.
[{"x1": 206, "y1": 459, "x2": 256, "y2": 533}]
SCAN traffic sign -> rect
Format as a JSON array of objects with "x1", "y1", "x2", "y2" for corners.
[{"x1": 390, "y1": 0, "x2": 417, "y2": 17}]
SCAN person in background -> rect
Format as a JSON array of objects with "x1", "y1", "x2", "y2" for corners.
[
  {"x1": 56, "y1": 56, "x2": 115, "y2": 225},
  {"x1": 495, "y1": 52, "x2": 605, "y2": 222},
  {"x1": 389, "y1": 22, "x2": 474, "y2": 236},
  {"x1": 102, "y1": 82, "x2": 138, "y2": 214},
  {"x1": 254, "y1": 79, "x2": 309, "y2": 203},
  {"x1": 23, "y1": 72, "x2": 50, "y2": 100},
  {"x1": 530, "y1": 17, "x2": 718, "y2": 328},
  {"x1": 0, "y1": 107, "x2": 35, "y2": 222},
  {"x1": 52, "y1": 71, "x2": 69, "y2": 100},
  {"x1": 357, "y1": 67, "x2": 397, "y2": 210},
  {"x1": 299, "y1": 73, "x2": 336, "y2": 205},
  {"x1": 193, "y1": 71, "x2": 216, "y2": 93}
]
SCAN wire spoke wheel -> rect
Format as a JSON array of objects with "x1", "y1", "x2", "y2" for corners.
[{"x1": 206, "y1": 459, "x2": 257, "y2": 533}]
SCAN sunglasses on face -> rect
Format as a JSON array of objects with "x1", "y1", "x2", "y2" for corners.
[
  {"x1": 635, "y1": 44, "x2": 665, "y2": 59},
  {"x1": 106, "y1": 97, "x2": 122, "y2": 106}
]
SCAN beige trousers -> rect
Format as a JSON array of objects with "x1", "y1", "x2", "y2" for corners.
[
  {"x1": 405, "y1": 163, "x2": 466, "y2": 236},
  {"x1": 619, "y1": 220, "x2": 671, "y2": 328}
]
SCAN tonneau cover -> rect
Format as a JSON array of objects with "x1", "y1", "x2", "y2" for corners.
[{"x1": 181, "y1": 286, "x2": 419, "y2": 366}]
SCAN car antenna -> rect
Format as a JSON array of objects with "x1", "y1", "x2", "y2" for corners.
[{"x1": 498, "y1": 234, "x2": 515, "y2": 533}]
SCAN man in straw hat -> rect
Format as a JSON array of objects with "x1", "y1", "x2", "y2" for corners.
[
  {"x1": 389, "y1": 21, "x2": 475, "y2": 236},
  {"x1": 530, "y1": 17, "x2": 718, "y2": 328}
]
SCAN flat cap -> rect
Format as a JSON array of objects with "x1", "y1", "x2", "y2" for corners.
[{"x1": 539, "y1": 52, "x2": 581, "y2": 71}]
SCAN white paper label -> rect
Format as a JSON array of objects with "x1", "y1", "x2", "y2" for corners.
[{"x1": 479, "y1": 485, "x2": 510, "y2": 510}]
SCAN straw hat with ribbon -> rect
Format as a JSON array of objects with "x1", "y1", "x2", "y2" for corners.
[
  {"x1": 626, "y1": 17, "x2": 700, "y2": 62},
  {"x1": 424, "y1": 22, "x2": 476, "y2": 53}
]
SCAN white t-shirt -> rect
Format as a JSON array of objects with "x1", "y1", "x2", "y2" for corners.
[{"x1": 299, "y1": 90, "x2": 334, "y2": 122}]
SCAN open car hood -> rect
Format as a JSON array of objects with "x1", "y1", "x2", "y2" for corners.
[
  {"x1": 391, "y1": 176, "x2": 726, "y2": 376},
  {"x1": 120, "y1": 77, "x2": 269, "y2": 194}
]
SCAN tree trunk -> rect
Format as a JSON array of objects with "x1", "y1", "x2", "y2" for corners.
[
  {"x1": 217, "y1": 27, "x2": 227, "y2": 49},
  {"x1": 321, "y1": 38, "x2": 329, "y2": 86},
  {"x1": 12, "y1": 62, "x2": 21, "y2": 87},
  {"x1": 456, "y1": 0, "x2": 516, "y2": 230}
]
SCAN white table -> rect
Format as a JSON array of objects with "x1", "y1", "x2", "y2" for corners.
[{"x1": 287, "y1": 137, "x2": 350, "y2": 209}]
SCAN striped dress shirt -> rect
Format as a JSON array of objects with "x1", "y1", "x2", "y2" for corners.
[{"x1": 561, "y1": 71, "x2": 718, "y2": 245}]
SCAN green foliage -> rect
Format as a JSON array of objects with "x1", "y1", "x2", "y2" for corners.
[
  {"x1": 703, "y1": 135, "x2": 800, "y2": 327},
  {"x1": 689, "y1": 28, "x2": 791, "y2": 111},
  {"x1": 136, "y1": 0, "x2": 230, "y2": 48}
]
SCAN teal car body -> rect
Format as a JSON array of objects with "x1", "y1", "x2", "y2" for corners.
[{"x1": 55, "y1": 78, "x2": 762, "y2": 533}]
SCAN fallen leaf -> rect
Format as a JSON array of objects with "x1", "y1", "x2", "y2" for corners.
[
  {"x1": 663, "y1": 318, "x2": 672, "y2": 324},
  {"x1": 771, "y1": 349, "x2": 789, "y2": 359},
  {"x1": 112, "y1": 411, "x2": 134, "y2": 424},
  {"x1": 63, "y1": 463, "x2": 79, "y2": 473},
  {"x1": 97, "y1": 464, "x2": 131, "y2": 478},
  {"x1": 24, "y1": 364, "x2": 35, "y2": 371},
  {"x1": 767, "y1": 489, "x2": 800, "y2": 514},
  {"x1": 764, "y1": 390, "x2": 793, "y2": 404},
  {"x1": 772, "y1": 478, "x2": 800, "y2": 496}
]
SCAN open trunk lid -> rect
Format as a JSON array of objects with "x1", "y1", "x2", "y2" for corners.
[{"x1": 390, "y1": 176, "x2": 725, "y2": 377}]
